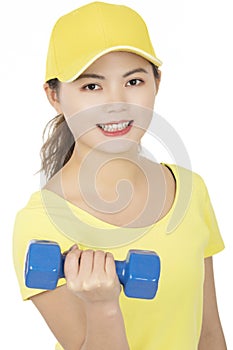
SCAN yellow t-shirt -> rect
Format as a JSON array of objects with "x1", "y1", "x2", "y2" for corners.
[{"x1": 12, "y1": 164, "x2": 224, "y2": 350}]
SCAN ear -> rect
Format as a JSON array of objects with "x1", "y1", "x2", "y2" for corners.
[
  {"x1": 43, "y1": 83, "x2": 63, "y2": 114},
  {"x1": 155, "y1": 69, "x2": 162, "y2": 95}
]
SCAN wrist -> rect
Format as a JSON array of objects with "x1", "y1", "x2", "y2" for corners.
[{"x1": 84, "y1": 299, "x2": 121, "y2": 318}]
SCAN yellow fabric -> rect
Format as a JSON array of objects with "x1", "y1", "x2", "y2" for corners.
[
  {"x1": 12, "y1": 164, "x2": 224, "y2": 350},
  {"x1": 45, "y1": 2, "x2": 162, "y2": 82}
]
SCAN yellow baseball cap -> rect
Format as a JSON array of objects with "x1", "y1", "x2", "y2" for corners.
[{"x1": 45, "y1": 1, "x2": 162, "y2": 82}]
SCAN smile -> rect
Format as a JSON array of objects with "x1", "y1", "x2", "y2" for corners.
[
  {"x1": 97, "y1": 120, "x2": 133, "y2": 132},
  {"x1": 96, "y1": 120, "x2": 134, "y2": 137}
]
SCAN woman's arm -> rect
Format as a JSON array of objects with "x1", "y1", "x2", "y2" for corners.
[
  {"x1": 31, "y1": 247, "x2": 130, "y2": 350},
  {"x1": 198, "y1": 257, "x2": 227, "y2": 349}
]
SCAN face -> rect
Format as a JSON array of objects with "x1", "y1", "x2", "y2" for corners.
[{"x1": 46, "y1": 51, "x2": 160, "y2": 155}]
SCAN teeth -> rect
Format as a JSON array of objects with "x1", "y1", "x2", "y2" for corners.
[{"x1": 98, "y1": 121, "x2": 131, "y2": 132}]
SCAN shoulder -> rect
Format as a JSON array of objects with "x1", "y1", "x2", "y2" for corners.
[
  {"x1": 13, "y1": 189, "x2": 59, "y2": 233},
  {"x1": 158, "y1": 163, "x2": 211, "y2": 233},
  {"x1": 140, "y1": 158, "x2": 206, "y2": 190},
  {"x1": 13, "y1": 192, "x2": 47, "y2": 245},
  {"x1": 162, "y1": 163, "x2": 211, "y2": 213},
  {"x1": 14, "y1": 191, "x2": 43, "y2": 221},
  {"x1": 163, "y1": 163, "x2": 207, "y2": 192}
]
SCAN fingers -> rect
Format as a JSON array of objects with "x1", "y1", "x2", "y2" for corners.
[
  {"x1": 64, "y1": 245, "x2": 120, "y2": 302},
  {"x1": 92, "y1": 250, "x2": 107, "y2": 274},
  {"x1": 63, "y1": 244, "x2": 79, "y2": 256},
  {"x1": 78, "y1": 250, "x2": 110, "y2": 282},
  {"x1": 65, "y1": 246, "x2": 114, "y2": 276},
  {"x1": 78, "y1": 250, "x2": 95, "y2": 280},
  {"x1": 64, "y1": 245, "x2": 82, "y2": 282},
  {"x1": 105, "y1": 252, "x2": 116, "y2": 275}
]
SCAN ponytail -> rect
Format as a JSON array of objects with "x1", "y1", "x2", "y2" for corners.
[{"x1": 39, "y1": 79, "x2": 75, "y2": 180}]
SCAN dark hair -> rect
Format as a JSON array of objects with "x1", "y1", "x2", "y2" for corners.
[
  {"x1": 39, "y1": 77, "x2": 75, "y2": 180},
  {"x1": 40, "y1": 64, "x2": 160, "y2": 180}
]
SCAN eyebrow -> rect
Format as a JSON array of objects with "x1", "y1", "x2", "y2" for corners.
[
  {"x1": 77, "y1": 73, "x2": 105, "y2": 80},
  {"x1": 122, "y1": 68, "x2": 148, "y2": 78},
  {"x1": 77, "y1": 68, "x2": 148, "y2": 81}
]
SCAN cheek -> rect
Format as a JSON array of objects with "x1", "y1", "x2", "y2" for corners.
[
  {"x1": 128, "y1": 104, "x2": 153, "y2": 139},
  {"x1": 129, "y1": 84, "x2": 156, "y2": 109},
  {"x1": 145, "y1": 83, "x2": 157, "y2": 108},
  {"x1": 65, "y1": 109, "x2": 96, "y2": 141},
  {"x1": 59, "y1": 86, "x2": 84, "y2": 118}
]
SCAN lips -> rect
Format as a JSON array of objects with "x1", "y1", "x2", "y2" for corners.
[{"x1": 96, "y1": 120, "x2": 133, "y2": 136}]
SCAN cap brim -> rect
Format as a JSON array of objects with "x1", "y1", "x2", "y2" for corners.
[{"x1": 59, "y1": 46, "x2": 162, "y2": 82}]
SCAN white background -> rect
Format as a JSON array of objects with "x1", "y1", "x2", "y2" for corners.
[{"x1": 1, "y1": 0, "x2": 232, "y2": 348}]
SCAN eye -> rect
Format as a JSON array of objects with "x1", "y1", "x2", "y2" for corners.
[
  {"x1": 126, "y1": 78, "x2": 143, "y2": 87},
  {"x1": 82, "y1": 83, "x2": 101, "y2": 91}
]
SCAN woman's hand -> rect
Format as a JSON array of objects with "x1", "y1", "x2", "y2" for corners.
[
  {"x1": 32, "y1": 245, "x2": 129, "y2": 349},
  {"x1": 64, "y1": 245, "x2": 121, "y2": 304}
]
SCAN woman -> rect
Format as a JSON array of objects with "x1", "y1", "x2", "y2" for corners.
[{"x1": 13, "y1": 2, "x2": 227, "y2": 349}]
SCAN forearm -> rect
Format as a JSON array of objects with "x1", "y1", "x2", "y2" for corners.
[
  {"x1": 81, "y1": 300, "x2": 130, "y2": 350},
  {"x1": 198, "y1": 326, "x2": 227, "y2": 350}
]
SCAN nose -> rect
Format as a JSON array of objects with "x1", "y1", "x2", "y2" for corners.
[
  {"x1": 103, "y1": 85, "x2": 128, "y2": 113},
  {"x1": 104, "y1": 102, "x2": 128, "y2": 114}
]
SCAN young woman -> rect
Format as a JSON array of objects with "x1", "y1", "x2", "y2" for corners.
[{"x1": 13, "y1": 2, "x2": 227, "y2": 349}]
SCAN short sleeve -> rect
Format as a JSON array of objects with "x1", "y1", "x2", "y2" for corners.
[
  {"x1": 12, "y1": 196, "x2": 74, "y2": 301},
  {"x1": 12, "y1": 210, "x2": 48, "y2": 300},
  {"x1": 202, "y1": 179, "x2": 225, "y2": 257}
]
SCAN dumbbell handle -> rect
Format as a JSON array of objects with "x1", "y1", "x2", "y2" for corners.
[{"x1": 51, "y1": 253, "x2": 132, "y2": 286}]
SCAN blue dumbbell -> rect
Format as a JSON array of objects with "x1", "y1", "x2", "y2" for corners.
[{"x1": 25, "y1": 240, "x2": 160, "y2": 299}]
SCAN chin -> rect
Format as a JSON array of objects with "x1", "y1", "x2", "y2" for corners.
[{"x1": 93, "y1": 138, "x2": 138, "y2": 156}]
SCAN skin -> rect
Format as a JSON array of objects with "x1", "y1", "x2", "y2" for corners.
[{"x1": 31, "y1": 52, "x2": 227, "y2": 349}]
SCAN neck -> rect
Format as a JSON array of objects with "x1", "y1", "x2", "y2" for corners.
[
  {"x1": 78, "y1": 140, "x2": 140, "y2": 173},
  {"x1": 63, "y1": 142, "x2": 143, "y2": 196}
]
